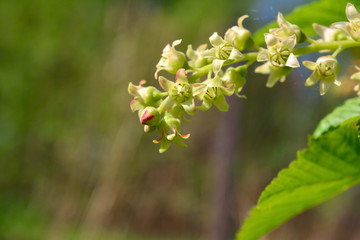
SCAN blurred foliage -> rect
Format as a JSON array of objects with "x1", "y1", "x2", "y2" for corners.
[{"x1": 1, "y1": 0, "x2": 360, "y2": 239}]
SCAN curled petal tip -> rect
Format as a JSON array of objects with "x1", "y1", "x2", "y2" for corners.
[
  {"x1": 175, "y1": 68, "x2": 188, "y2": 83},
  {"x1": 155, "y1": 69, "x2": 160, "y2": 79},
  {"x1": 128, "y1": 81, "x2": 145, "y2": 96},
  {"x1": 172, "y1": 39, "x2": 182, "y2": 47},
  {"x1": 130, "y1": 99, "x2": 140, "y2": 111},
  {"x1": 153, "y1": 133, "x2": 163, "y2": 144},
  {"x1": 182, "y1": 133, "x2": 191, "y2": 139},
  {"x1": 128, "y1": 83, "x2": 137, "y2": 95},
  {"x1": 139, "y1": 80, "x2": 146, "y2": 86},
  {"x1": 237, "y1": 15, "x2": 249, "y2": 27},
  {"x1": 175, "y1": 128, "x2": 190, "y2": 139}
]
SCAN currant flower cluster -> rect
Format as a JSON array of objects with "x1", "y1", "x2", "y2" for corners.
[{"x1": 128, "y1": 3, "x2": 360, "y2": 153}]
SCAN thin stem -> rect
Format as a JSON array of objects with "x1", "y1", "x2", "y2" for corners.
[
  {"x1": 306, "y1": 36, "x2": 317, "y2": 44},
  {"x1": 293, "y1": 40, "x2": 360, "y2": 56},
  {"x1": 332, "y1": 46, "x2": 343, "y2": 58},
  {"x1": 253, "y1": 43, "x2": 262, "y2": 51},
  {"x1": 244, "y1": 59, "x2": 256, "y2": 68}
]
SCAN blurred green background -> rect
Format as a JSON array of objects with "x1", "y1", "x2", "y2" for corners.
[{"x1": 1, "y1": 0, "x2": 360, "y2": 239}]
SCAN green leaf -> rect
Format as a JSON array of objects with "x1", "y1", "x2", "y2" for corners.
[
  {"x1": 236, "y1": 126, "x2": 360, "y2": 240},
  {"x1": 314, "y1": 96, "x2": 360, "y2": 138},
  {"x1": 253, "y1": 0, "x2": 359, "y2": 45}
]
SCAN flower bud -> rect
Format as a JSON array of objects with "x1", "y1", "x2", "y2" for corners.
[
  {"x1": 223, "y1": 67, "x2": 246, "y2": 94},
  {"x1": 313, "y1": 23, "x2": 348, "y2": 42},
  {"x1": 128, "y1": 80, "x2": 167, "y2": 112},
  {"x1": 186, "y1": 44, "x2": 209, "y2": 69},
  {"x1": 270, "y1": 13, "x2": 306, "y2": 43},
  {"x1": 333, "y1": 4, "x2": 360, "y2": 41},
  {"x1": 155, "y1": 39, "x2": 186, "y2": 78},
  {"x1": 345, "y1": 3, "x2": 360, "y2": 41},
  {"x1": 139, "y1": 106, "x2": 161, "y2": 126},
  {"x1": 225, "y1": 15, "x2": 254, "y2": 51}
]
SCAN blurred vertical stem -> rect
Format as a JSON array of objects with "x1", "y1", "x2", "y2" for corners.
[{"x1": 210, "y1": 96, "x2": 241, "y2": 240}]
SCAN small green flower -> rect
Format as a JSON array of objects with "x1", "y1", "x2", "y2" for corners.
[
  {"x1": 128, "y1": 80, "x2": 167, "y2": 112},
  {"x1": 255, "y1": 62, "x2": 292, "y2": 87},
  {"x1": 350, "y1": 65, "x2": 360, "y2": 95},
  {"x1": 204, "y1": 32, "x2": 244, "y2": 73},
  {"x1": 155, "y1": 39, "x2": 186, "y2": 78},
  {"x1": 153, "y1": 112, "x2": 190, "y2": 153},
  {"x1": 303, "y1": 56, "x2": 340, "y2": 95},
  {"x1": 224, "y1": 15, "x2": 254, "y2": 51},
  {"x1": 223, "y1": 67, "x2": 247, "y2": 97},
  {"x1": 196, "y1": 73, "x2": 235, "y2": 112},
  {"x1": 313, "y1": 23, "x2": 349, "y2": 42},
  {"x1": 257, "y1": 33, "x2": 299, "y2": 68},
  {"x1": 270, "y1": 13, "x2": 305, "y2": 43},
  {"x1": 186, "y1": 44, "x2": 209, "y2": 69},
  {"x1": 332, "y1": 3, "x2": 360, "y2": 41},
  {"x1": 158, "y1": 69, "x2": 207, "y2": 116}
]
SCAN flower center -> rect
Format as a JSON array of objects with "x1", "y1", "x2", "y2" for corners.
[
  {"x1": 351, "y1": 20, "x2": 360, "y2": 32},
  {"x1": 269, "y1": 44, "x2": 290, "y2": 66},
  {"x1": 318, "y1": 62, "x2": 336, "y2": 81},
  {"x1": 170, "y1": 83, "x2": 192, "y2": 103},
  {"x1": 205, "y1": 87, "x2": 220, "y2": 100},
  {"x1": 216, "y1": 42, "x2": 233, "y2": 60}
]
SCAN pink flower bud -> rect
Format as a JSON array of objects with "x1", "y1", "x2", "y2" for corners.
[{"x1": 140, "y1": 107, "x2": 161, "y2": 126}]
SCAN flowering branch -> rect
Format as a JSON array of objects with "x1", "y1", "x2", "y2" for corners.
[{"x1": 128, "y1": 3, "x2": 360, "y2": 153}]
